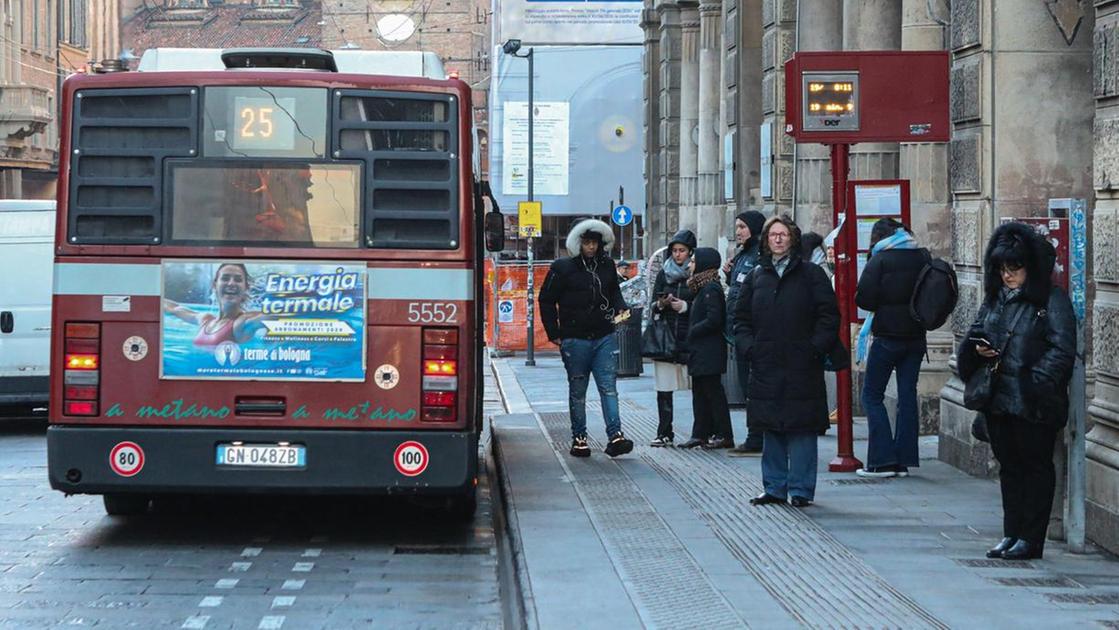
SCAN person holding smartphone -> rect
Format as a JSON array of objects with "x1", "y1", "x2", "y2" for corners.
[
  {"x1": 956, "y1": 222, "x2": 1076, "y2": 560},
  {"x1": 649, "y1": 230, "x2": 697, "y2": 447}
]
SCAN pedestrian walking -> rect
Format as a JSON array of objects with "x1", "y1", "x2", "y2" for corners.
[
  {"x1": 958, "y1": 222, "x2": 1075, "y2": 560},
  {"x1": 686, "y1": 247, "x2": 734, "y2": 449},
  {"x1": 735, "y1": 215, "x2": 840, "y2": 507},
  {"x1": 724, "y1": 211, "x2": 767, "y2": 456},
  {"x1": 854, "y1": 219, "x2": 928, "y2": 478},
  {"x1": 539, "y1": 219, "x2": 635, "y2": 458},
  {"x1": 648, "y1": 230, "x2": 697, "y2": 447}
]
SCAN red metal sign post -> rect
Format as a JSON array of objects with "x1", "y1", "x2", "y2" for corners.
[{"x1": 784, "y1": 51, "x2": 950, "y2": 473}]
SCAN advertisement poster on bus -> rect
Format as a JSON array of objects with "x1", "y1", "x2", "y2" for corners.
[{"x1": 160, "y1": 261, "x2": 366, "y2": 381}]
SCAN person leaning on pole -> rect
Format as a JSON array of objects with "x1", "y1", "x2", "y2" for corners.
[{"x1": 538, "y1": 219, "x2": 635, "y2": 459}]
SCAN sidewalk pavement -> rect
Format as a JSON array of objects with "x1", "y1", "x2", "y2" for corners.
[{"x1": 489, "y1": 353, "x2": 1119, "y2": 630}]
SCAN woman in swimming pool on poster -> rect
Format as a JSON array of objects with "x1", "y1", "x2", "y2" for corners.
[{"x1": 163, "y1": 262, "x2": 266, "y2": 348}]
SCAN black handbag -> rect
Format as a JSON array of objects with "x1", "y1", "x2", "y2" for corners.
[
  {"x1": 641, "y1": 312, "x2": 676, "y2": 361},
  {"x1": 963, "y1": 306, "x2": 1028, "y2": 411}
]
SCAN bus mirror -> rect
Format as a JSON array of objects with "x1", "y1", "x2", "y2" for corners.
[{"x1": 484, "y1": 211, "x2": 504, "y2": 252}]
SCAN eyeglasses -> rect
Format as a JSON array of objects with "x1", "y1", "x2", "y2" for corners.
[{"x1": 769, "y1": 233, "x2": 791, "y2": 241}]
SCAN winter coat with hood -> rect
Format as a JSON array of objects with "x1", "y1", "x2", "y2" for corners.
[
  {"x1": 651, "y1": 229, "x2": 698, "y2": 364},
  {"x1": 685, "y1": 248, "x2": 727, "y2": 376},
  {"x1": 725, "y1": 211, "x2": 766, "y2": 336},
  {"x1": 539, "y1": 219, "x2": 628, "y2": 342},
  {"x1": 734, "y1": 250, "x2": 840, "y2": 434},
  {"x1": 956, "y1": 222, "x2": 1076, "y2": 427}
]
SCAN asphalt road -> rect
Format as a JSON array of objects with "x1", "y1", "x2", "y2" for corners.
[{"x1": 0, "y1": 414, "x2": 504, "y2": 629}]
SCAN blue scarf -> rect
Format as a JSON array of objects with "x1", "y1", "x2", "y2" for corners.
[{"x1": 855, "y1": 230, "x2": 920, "y2": 364}]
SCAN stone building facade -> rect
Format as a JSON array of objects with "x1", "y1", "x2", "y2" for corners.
[
  {"x1": 0, "y1": 0, "x2": 117, "y2": 199},
  {"x1": 642, "y1": 0, "x2": 1119, "y2": 556}
]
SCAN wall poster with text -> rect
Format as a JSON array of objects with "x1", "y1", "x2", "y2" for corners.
[{"x1": 160, "y1": 260, "x2": 366, "y2": 381}]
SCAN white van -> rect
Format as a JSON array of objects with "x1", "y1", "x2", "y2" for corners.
[{"x1": 0, "y1": 199, "x2": 55, "y2": 411}]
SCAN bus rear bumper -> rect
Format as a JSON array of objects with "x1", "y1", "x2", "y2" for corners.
[{"x1": 48, "y1": 426, "x2": 478, "y2": 496}]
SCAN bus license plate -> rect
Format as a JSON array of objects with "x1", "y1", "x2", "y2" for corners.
[{"x1": 216, "y1": 444, "x2": 306, "y2": 468}]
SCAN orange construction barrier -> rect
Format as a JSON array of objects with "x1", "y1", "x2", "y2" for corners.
[{"x1": 484, "y1": 259, "x2": 554, "y2": 352}]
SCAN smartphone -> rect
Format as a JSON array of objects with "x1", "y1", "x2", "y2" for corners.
[{"x1": 968, "y1": 333, "x2": 995, "y2": 349}]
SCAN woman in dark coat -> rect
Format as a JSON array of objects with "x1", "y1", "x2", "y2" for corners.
[
  {"x1": 648, "y1": 230, "x2": 697, "y2": 447},
  {"x1": 684, "y1": 248, "x2": 734, "y2": 449},
  {"x1": 735, "y1": 216, "x2": 840, "y2": 507},
  {"x1": 958, "y1": 222, "x2": 1076, "y2": 560}
]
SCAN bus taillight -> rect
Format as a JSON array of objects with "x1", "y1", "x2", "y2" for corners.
[
  {"x1": 63, "y1": 323, "x2": 100, "y2": 416},
  {"x1": 421, "y1": 328, "x2": 458, "y2": 422}
]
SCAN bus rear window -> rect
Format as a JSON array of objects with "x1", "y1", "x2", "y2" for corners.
[{"x1": 168, "y1": 162, "x2": 360, "y2": 248}]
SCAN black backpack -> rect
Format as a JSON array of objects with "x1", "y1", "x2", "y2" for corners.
[{"x1": 910, "y1": 250, "x2": 958, "y2": 330}]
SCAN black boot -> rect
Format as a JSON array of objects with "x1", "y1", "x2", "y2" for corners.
[
  {"x1": 1001, "y1": 539, "x2": 1042, "y2": 560},
  {"x1": 655, "y1": 391, "x2": 674, "y2": 441},
  {"x1": 986, "y1": 537, "x2": 1017, "y2": 559}
]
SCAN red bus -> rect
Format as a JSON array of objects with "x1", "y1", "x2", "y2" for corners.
[{"x1": 47, "y1": 48, "x2": 498, "y2": 517}]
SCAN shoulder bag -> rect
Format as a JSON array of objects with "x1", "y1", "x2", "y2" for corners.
[{"x1": 962, "y1": 305, "x2": 1029, "y2": 411}]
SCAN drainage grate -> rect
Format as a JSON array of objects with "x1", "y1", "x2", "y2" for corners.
[
  {"x1": 992, "y1": 576, "x2": 1082, "y2": 588},
  {"x1": 393, "y1": 545, "x2": 492, "y2": 555},
  {"x1": 1097, "y1": 620, "x2": 1119, "y2": 628},
  {"x1": 829, "y1": 478, "x2": 892, "y2": 486},
  {"x1": 1046, "y1": 593, "x2": 1119, "y2": 605},
  {"x1": 955, "y1": 559, "x2": 1035, "y2": 569}
]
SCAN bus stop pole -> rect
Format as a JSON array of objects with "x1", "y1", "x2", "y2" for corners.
[
  {"x1": 828, "y1": 142, "x2": 863, "y2": 473},
  {"x1": 524, "y1": 47, "x2": 536, "y2": 367}
]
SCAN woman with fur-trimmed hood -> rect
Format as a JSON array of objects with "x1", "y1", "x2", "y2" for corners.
[
  {"x1": 957, "y1": 221, "x2": 1076, "y2": 561},
  {"x1": 539, "y1": 218, "x2": 634, "y2": 459}
]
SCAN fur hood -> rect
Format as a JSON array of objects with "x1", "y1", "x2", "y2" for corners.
[
  {"x1": 565, "y1": 218, "x2": 616, "y2": 258},
  {"x1": 983, "y1": 221, "x2": 1057, "y2": 306}
]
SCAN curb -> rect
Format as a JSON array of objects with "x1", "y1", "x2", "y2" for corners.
[{"x1": 488, "y1": 357, "x2": 538, "y2": 630}]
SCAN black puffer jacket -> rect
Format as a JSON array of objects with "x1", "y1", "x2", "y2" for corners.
[
  {"x1": 650, "y1": 230, "x2": 697, "y2": 364},
  {"x1": 957, "y1": 222, "x2": 1076, "y2": 427},
  {"x1": 855, "y1": 248, "x2": 928, "y2": 339},
  {"x1": 725, "y1": 240, "x2": 761, "y2": 336},
  {"x1": 734, "y1": 255, "x2": 840, "y2": 433},
  {"x1": 539, "y1": 219, "x2": 627, "y2": 342},
  {"x1": 685, "y1": 248, "x2": 726, "y2": 376}
]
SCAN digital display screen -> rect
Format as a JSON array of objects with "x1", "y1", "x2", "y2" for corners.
[
  {"x1": 806, "y1": 82, "x2": 856, "y2": 116},
  {"x1": 203, "y1": 87, "x2": 327, "y2": 158},
  {"x1": 801, "y1": 72, "x2": 859, "y2": 132}
]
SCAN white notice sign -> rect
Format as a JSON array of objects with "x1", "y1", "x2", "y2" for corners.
[{"x1": 502, "y1": 102, "x2": 570, "y2": 197}]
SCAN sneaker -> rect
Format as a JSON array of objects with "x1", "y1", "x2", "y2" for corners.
[
  {"x1": 855, "y1": 466, "x2": 897, "y2": 478},
  {"x1": 727, "y1": 442, "x2": 763, "y2": 457},
  {"x1": 604, "y1": 432, "x2": 634, "y2": 457},
  {"x1": 649, "y1": 435, "x2": 674, "y2": 448},
  {"x1": 894, "y1": 465, "x2": 910, "y2": 478},
  {"x1": 570, "y1": 435, "x2": 591, "y2": 458}
]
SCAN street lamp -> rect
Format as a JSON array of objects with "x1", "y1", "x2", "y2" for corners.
[{"x1": 503, "y1": 38, "x2": 537, "y2": 367}]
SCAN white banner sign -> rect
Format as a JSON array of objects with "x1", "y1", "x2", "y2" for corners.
[
  {"x1": 502, "y1": 102, "x2": 570, "y2": 196},
  {"x1": 498, "y1": 0, "x2": 642, "y2": 45}
]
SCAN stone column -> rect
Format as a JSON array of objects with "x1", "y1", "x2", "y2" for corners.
[
  {"x1": 696, "y1": 0, "x2": 723, "y2": 247},
  {"x1": 1089, "y1": 2, "x2": 1119, "y2": 557},
  {"x1": 642, "y1": 2, "x2": 664, "y2": 253},
  {"x1": 678, "y1": 5, "x2": 701, "y2": 233},
  {"x1": 737, "y1": 0, "x2": 763, "y2": 209},
  {"x1": 893, "y1": 0, "x2": 952, "y2": 435},
  {"x1": 939, "y1": 0, "x2": 1094, "y2": 479},
  {"x1": 843, "y1": 0, "x2": 902, "y2": 193},
  {"x1": 657, "y1": 0, "x2": 683, "y2": 243},
  {"x1": 791, "y1": 0, "x2": 843, "y2": 235},
  {"x1": 760, "y1": 0, "x2": 798, "y2": 218}
]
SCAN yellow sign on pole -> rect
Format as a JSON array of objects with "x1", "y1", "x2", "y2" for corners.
[{"x1": 518, "y1": 201, "x2": 542, "y2": 238}]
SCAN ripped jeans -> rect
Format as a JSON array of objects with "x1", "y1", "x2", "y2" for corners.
[{"x1": 560, "y1": 335, "x2": 622, "y2": 439}]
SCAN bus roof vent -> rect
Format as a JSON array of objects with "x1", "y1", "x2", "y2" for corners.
[{"x1": 220, "y1": 48, "x2": 337, "y2": 72}]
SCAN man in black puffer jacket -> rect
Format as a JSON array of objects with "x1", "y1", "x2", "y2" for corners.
[
  {"x1": 854, "y1": 218, "x2": 929, "y2": 478},
  {"x1": 539, "y1": 219, "x2": 634, "y2": 459}
]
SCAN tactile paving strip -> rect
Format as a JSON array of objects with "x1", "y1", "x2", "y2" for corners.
[
  {"x1": 574, "y1": 408, "x2": 948, "y2": 630},
  {"x1": 538, "y1": 412, "x2": 747, "y2": 629}
]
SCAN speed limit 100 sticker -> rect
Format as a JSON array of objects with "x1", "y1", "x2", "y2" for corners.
[
  {"x1": 393, "y1": 441, "x2": 430, "y2": 477},
  {"x1": 109, "y1": 441, "x2": 145, "y2": 477}
]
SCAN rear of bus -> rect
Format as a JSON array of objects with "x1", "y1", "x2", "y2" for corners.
[{"x1": 47, "y1": 49, "x2": 483, "y2": 515}]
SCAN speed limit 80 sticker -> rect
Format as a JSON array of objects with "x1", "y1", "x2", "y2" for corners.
[
  {"x1": 393, "y1": 441, "x2": 430, "y2": 477},
  {"x1": 109, "y1": 441, "x2": 145, "y2": 477}
]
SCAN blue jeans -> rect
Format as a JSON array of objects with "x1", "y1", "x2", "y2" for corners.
[
  {"x1": 861, "y1": 336, "x2": 926, "y2": 469},
  {"x1": 761, "y1": 431, "x2": 818, "y2": 500},
  {"x1": 560, "y1": 335, "x2": 622, "y2": 439}
]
